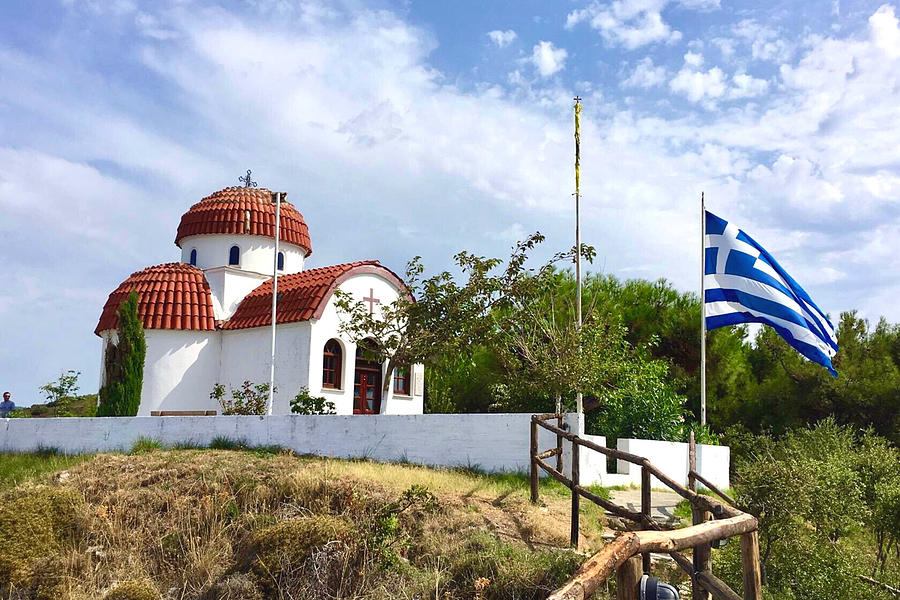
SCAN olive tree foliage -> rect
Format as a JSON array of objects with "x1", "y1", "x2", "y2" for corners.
[
  {"x1": 336, "y1": 233, "x2": 687, "y2": 438},
  {"x1": 39, "y1": 370, "x2": 81, "y2": 417},
  {"x1": 98, "y1": 292, "x2": 146, "y2": 417},
  {"x1": 716, "y1": 420, "x2": 900, "y2": 598}
]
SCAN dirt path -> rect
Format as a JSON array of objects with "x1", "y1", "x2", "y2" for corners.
[{"x1": 608, "y1": 488, "x2": 684, "y2": 525}]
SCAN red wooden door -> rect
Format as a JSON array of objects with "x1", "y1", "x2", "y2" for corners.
[{"x1": 353, "y1": 369, "x2": 381, "y2": 414}]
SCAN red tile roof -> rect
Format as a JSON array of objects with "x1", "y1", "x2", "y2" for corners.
[
  {"x1": 223, "y1": 261, "x2": 407, "y2": 330},
  {"x1": 175, "y1": 187, "x2": 312, "y2": 255},
  {"x1": 95, "y1": 263, "x2": 216, "y2": 335}
]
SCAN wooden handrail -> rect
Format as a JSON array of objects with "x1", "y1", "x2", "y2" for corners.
[
  {"x1": 531, "y1": 414, "x2": 762, "y2": 600},
  {"x1": 547, "y1": 515, "x2": 758, "y2": 600},
  {"x1": 532, "y1": 415, "x2": 740, "y2": 519},
  {"x1": 690, "y1": 469, "x2": 738, "y2": 507}
]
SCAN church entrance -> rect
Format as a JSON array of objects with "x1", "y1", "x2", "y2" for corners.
[
  {"x1": 353, "y1": 368, "x2": 381, "y2": 414},
  {"x1": 354, "y1": 341, "x2": 382, "y2": 414}
]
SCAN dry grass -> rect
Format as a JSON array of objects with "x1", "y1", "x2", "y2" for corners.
[{"x1": 0, "y1": 450, "x2": 606, "y2": 600}]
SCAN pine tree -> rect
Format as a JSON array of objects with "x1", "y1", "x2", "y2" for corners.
[{"x1": 98, "y1": 291, "x2": 146, "y2": 416}]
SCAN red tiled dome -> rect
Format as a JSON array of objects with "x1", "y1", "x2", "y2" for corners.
[
  {"x1": 223, "y1": 261, "x2": 406, "y2": 330},
  {"x1": 175, "y1": 187, "x2": 312, "y2": 255},
  {"x1": 95, "y1": 263, "x2": 216, "y2": 335}
]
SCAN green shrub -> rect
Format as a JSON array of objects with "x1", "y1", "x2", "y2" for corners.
[
  {"x1": 720, "y1": 419, "x2": 900, "y2": 598},
  {"x1": 245, "y1": 515, "x2": 353, "y2": 592},
  {"x1": 104, "y1": 580, "x2": 160, "y2": 600},
  {"x1": 211, "y1": 381, "x2": 271, "y2": 415},
  {"x1": 0, "y1": 485, "x2": 84, "y2": 586},
  {"x1": 130, "y1": 437, "x2": 163, "y2": 455},
  {"x1": 209, "y1": 436, "x2": 249, "y2": 450},
  {"x1": 290, "y1": 387, "x2": 336, "y2": 415}
]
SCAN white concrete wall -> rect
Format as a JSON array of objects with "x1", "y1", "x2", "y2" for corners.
[
  {"x1": 0, "y1": 413, "x2": 730, "y2": 489},
  {"x1": 614, "y1": 438, "x2": 730, "y2": 491},
  {"x1": 219, "y1": 322, "x2": 311, "y2": 415},
  {"x1": 307, "y1": 272, "x2": 424, "y2": 415},
  {"x1": 180, "y1": 234, "x2": 306, "y2": 275}
]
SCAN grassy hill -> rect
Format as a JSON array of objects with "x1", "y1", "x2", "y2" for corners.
[
  {"x1": 0, "y1": 448, "x2": 611, "y2": 600},
  {"x1": 12, "y1": 394, "x2": 98, "y2": 418}
]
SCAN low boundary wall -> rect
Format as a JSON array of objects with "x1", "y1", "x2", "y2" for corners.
[{"x1": 0, "y1": 413, "x2": 729, "y2": 489}]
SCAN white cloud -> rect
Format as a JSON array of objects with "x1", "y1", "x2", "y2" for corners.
[
  {"x1": 565, "y1": 0, "x2": 683, "y2": 49},
  {"x1": 684, "y1": 51, "x2": 704, "y2": 67},
  {"x1": 731, "y1": 19, "x2": 793, "y2": 62},
  {"x1": 487, "y1": 29, "x2": 517, "y2": 48},
  {"x1": 870, "y1": 4, "x2": 900, "y2": 59},
  {"x1": 531, "y1": 41, "x2": 567, "y2": 77},
  {"x1": 670, "y1": 66, "x2": 726, "y2": 103},
  {"x1": 729, "y1": 72, "x2": 769, "y2": 98},
  {"x1": 621, "y1": 57, "x2": 667, "y2": 88}
]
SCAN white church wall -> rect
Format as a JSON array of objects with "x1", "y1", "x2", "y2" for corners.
[
  {"x1": 0, "y1": 413, "x2": 730, "y2": 489},
  {"x1": 307, "y1": 273, "x2": 424, "y2": 415},
  {"x1": 203, "y1": 267, "x2": 270, "y2": 320},
  {"x1": 219, "y1": 322, "x2": 311, "y2": 415},
  {"x1": 139, "y1": 330, "x2": 221, "y2": 415},
  {"x1": 179, "y1": 234, "x2": 306, "y2": 275}
]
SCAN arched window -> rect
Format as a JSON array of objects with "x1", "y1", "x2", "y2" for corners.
[
  {"x1": 393, "y1": 365, "x2": 411, "y2": 395},
  {"x1": 322, "y1": 339, "x2": 342, "y2": 389},
  {"x1": 228, "y1": 245, "x2": 240, "y2": 266},
  {"x1": 189, "y1": 248, "x2": 197, "y2": 266},
  {"x1": 277, "y1": 251, "x2": 285, "y2": 271}
]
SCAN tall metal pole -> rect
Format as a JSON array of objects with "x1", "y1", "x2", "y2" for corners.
[
  {"x1": 574, "y1": 96, "x2": 583, "y2": 416},
  {"x1": 700, "y1": 191, "x2": 707, "y2": 426},
  {"x1": 268, "y1": 191, "x2": 282, "y2": 416}
]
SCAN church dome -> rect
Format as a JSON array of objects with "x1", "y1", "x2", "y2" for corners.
[
  {"x1": 175, "y1": 187, "x2": 312, "y2": 256},
  {"x1": 95, "y1": 263, "x2": 217, "y2": 335}
]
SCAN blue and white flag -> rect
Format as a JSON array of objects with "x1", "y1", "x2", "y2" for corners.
[{"x1": 705, "y1": 211, "x2": 839, "y2": 376}]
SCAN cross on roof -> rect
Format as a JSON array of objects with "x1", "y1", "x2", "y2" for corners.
[
  {"x1": 239, "y1": 169, "x2": 257, "y2": 188},
  {"x1": 363, "y1": 288, "x2": 380, "y2": 315}
]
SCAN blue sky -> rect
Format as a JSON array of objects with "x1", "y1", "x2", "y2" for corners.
[{"x1": 1, "y1": 0, "x2": 899, "y2": 404}]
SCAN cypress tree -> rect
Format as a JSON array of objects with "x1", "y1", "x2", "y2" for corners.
[{"x1": 98, "y1": 291, "x2": 146, "y2": 416}]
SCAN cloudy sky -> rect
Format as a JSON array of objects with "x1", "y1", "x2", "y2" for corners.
[{"x1": 1, "y1": 0, "x2": 899, "y2": 404}]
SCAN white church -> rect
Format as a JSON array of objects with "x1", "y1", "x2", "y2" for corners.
[{"x1": 95, "y1": 183, "x2": 424, "y2": 416}]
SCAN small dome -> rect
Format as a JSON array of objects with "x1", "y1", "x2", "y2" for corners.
[
  {"x1": 95, "y1": 263, "x2": 216, "y2": 335},
  {"x1": 175, "y1": 187, "x2": 312, "y2": 255}
]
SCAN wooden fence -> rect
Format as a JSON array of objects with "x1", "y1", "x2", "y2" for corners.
[{"x1": 530, "y1": 413, "x2": 761, "y2": 600}]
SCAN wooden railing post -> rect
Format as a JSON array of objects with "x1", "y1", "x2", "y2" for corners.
[
  {"x1": 641, "y1": 466, "x2": 651, "y2": 573},
  {"x1": 571, "y1": 440, "x2": 580, "y2": 548},
  {"x1": 740, "y1": 531, "x2": 763, "y2": 600},
  {"x1": 690, "y1": 432, "x2": 713, "y2": 600},
  {"x1": 556, "y1": 413, "x2": 564, "y2": 473},
  {"x1": 530, "y1": 418, "x2": 539, "y2": 504},
  {"x1": 615, "y1": 556, "x2": 642, "y2": 600}
]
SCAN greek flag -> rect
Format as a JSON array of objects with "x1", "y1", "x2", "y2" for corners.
[{"x1": 705, "y1": 211, "x2": 839, "y2": 376}]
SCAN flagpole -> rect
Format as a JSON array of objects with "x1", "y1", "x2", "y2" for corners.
[
  {"x1": 574, "y1": 96, "x2": 583, "y2": 417},
  {"x1": 700, "y1": 191, "x2": 707, "y2": 426},
  {"x1": 268, "y1": 191, "x2": 282, "y2": 416}
]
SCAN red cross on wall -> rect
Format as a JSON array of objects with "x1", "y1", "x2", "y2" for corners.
[{"x1": 363, "y1": 288, "x2": 380, "y2": 315}]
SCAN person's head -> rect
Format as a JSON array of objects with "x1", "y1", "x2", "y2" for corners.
[{"x1": 2, "y1": 392, "x2": 9, "y2": 402}]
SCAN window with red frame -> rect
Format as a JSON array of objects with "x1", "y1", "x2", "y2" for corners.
[
  {"x1": 323, "y1": 340, "x2": 342, "y2": 389},
  {"x1": 393, "y1": 365, "x2": 410, "y2": 395}
]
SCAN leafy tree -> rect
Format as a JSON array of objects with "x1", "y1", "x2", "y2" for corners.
[
  {"x1": 337, "y1": 234, "x2": 688, "y2": 439},
  {"x1": 97, "y1": 292, "x2": 146, "y2": 417},
  {"x1": 39, "y1": 370, "x2": 80, "y2": 417}
]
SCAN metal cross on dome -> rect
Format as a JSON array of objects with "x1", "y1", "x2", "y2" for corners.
[{"x1": 239, "y1": 170, "x2": 257, "y2": 188}]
